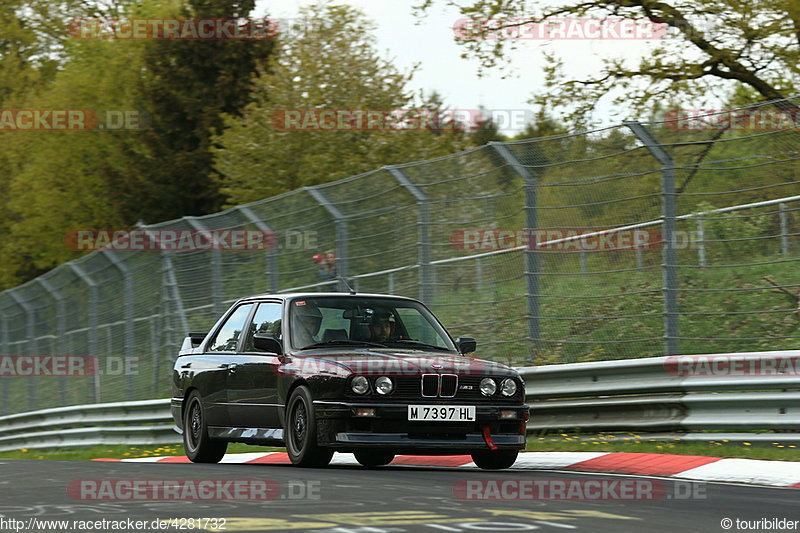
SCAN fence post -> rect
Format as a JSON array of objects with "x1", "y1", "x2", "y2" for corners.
[
  {"x1": 625, "y1": 121, "x2": 679, "y2": 356},
  {"x1": 68, "y1": 264, "x2": 99, "y2": 403},
  {"x1": 184, "y1": 217, "x2": 223, "y2": 317},
  {"x1": 99, "y1": 250, "x2": 136, "y2": 399},
  {"x1": 8, "y1": 290, "x2": 37, "y2": 411},
  {"x1": 306, "y1": 187, "x2": 348, "y2": 292},
  {"x1": 780, "y1": 202, "x2": 789, "y2": 257},
  {"x1": 36, "y1": 277, "x2": 68, "y2": 406},
  {"x1": 696, "y1": 215, "x2": 706, "y2": 267},
  {"x1": 236, "y1": 205, "x2": 279, "y2": 292},
  {"x1": 387, "y1": 167, "x2": 432, "y2": 303},
  {"x1": 488, "y1": 142, "x2": 541, "y2": 359}
]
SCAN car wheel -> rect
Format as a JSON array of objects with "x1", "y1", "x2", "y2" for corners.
[
  {"x1": 354, "y1": 450, "x2": 395, "y2": 468},
  {"x1": 285, "y1": 385, "x2": 334, "y2": 467},
  {"x1": 183, "y1": 390, "x2": 227, "y2": 463},
  {"x1": 471, "y1": 450, "x2": 518, "y2": 470}
]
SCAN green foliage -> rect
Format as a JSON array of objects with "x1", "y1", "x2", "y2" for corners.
[
  {"x1": 213, "y1": 2, "x2": 474, "y2": 206},
  {"x1": 417, "y1": 0, "x2": 800, "y2": 127}
]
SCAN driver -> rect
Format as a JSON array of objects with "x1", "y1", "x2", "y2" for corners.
[
  {"x1": 292, "y1": 301, "x2": 323, "y2": 349},
  {"x1": 369, "y1": 309, "x2": 394, "y2": 343}
]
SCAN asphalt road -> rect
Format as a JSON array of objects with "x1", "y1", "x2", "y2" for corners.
[{"x1": 0, "y1": 459, "x2": 797, "y2": 533}]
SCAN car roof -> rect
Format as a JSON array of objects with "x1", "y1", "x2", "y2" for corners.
[{"x1": 235, "y1": 292, "x2": 422, "y2": 304}]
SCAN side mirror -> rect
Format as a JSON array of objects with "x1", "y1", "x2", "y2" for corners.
[
  {"x1": 188, "y1": 332, "x2": 206, "y2": 347},
  {"x1": 254, "y1": 333, "x2": 283, "y2": 355},
  {"x1": 455, "y1": 337, "x2": 476, "y2": 355}
]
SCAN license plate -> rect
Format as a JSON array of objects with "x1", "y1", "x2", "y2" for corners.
[{"x1": 407, "y1": 405, "x2": 476, "y2": 421}]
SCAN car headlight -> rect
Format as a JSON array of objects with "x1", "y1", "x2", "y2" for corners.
[
  {"x1": 375, "y1": 376, "x2": 393, "y2": 395},
  {"x1": 500, "y1": 378, "x2": 517, "y2": 397},
  {"x1": 351, "y1": 376, "x2": 369, "y2": 395},
  {"x1": 479, "y1": 377, "x2": 497, "y2": 396}
]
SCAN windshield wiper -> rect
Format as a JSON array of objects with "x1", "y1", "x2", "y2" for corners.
[
  {"x1": 383, "y1": 340, "x2": 453, "y2": 352},
  {"x1": 299, "y1": 339, "x2": 387, "y2": 350}
]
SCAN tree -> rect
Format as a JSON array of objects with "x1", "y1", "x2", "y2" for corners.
[
  {"x1": 417, "y1": 0, "x2": 800, "y2": 126},
  {"x1": 0, "y1": 0, "x2": 274, "y2": 288},
  {"x1": 134, "y1": 0, "x2": 274, "y2": 220},
  {"x1": 213, "y1": 2, "x2": 472, "y2": 206}
]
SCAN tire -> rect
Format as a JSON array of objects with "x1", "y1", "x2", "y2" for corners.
[
  {"x1": 471, "y1": 450, "x2": 518, "y2": 470},
  {"x1": 183, "y1": 390, "x2": 227, "y2": 463},
  {"x1": 354, "y1": 449, "x2": 395, "y2": 468},
  {"x1": 284, "y1": 386, "x2": 334, "y2": 467}
]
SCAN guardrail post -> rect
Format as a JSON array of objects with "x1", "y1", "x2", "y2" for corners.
[
  {"x1": 68, "y1": 264, "x2": 99, "y2": 403},
  {"x1": 488, "y1": 142, "x2": 541, "y2": 359},
  {"x1": 184, "y1": 217, "x2": 223, "y2": 317},
  {"x1": 99, "y1": 250, "x2": 136, "y2": 398},
  {"x1": 780, "y1": 202, "x2": 789, "y2": 257},
  {"x1": 8, "y1": 290, "x2": 38, "y2": 411},
  {"x1": 696, "y1": 215, "x2": 706, "y2": 267},
  {"x1": 387, "y1": 167, "x2": 432, "y2": 303},
  {"x1": 306, "y1": 187, "x2": 348, "y2": 292},
  {"x1": 580, "y1": 250, "x2": 587, "y2": 273},
  {"x1": 625, "y1": 121, "x2": 679, "y2": 356},
  {"x1": 236, "y1": 205, "x2": 279, "y2": 292},
  {"x1": 36, "y1": 278, "x2": 68, "y2": 406}
]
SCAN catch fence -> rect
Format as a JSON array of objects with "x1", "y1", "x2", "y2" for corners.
[{"x1": 1, "y1": 97, "x2": 800, "y2": 414}]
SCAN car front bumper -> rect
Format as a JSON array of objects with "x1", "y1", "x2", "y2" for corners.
[{"x1": 313, "y1": 400, "x2": 528, "y2": 453}]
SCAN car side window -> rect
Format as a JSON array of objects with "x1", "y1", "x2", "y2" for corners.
[
  {"x1": 245, "y1": 302, "x2": 283, "y2": 352},
  {"x1": 208, "y1": 304, "x2": 254, "y2": 352}
]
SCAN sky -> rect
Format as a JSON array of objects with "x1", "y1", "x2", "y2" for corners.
[{"x1": 252, "y1": 0, "x2": 666, "y2": 134}]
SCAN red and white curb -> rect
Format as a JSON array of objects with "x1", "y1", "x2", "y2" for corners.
[{"x1": 95, "y1": 451, "x2": 800, "y2": 488}]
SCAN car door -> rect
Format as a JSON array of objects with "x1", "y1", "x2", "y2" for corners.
[
  {"x1": 226, "y1": 300, "x2": 284, "y2": 429},
  {"x1": 199, "y1": 302, "x2": 255, "y2": 427}
]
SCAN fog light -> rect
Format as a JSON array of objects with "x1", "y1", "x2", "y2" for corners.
[
  {"x1": 351, "y1": 376, "x2": 369, "y2": 394},
  {"x1": 356, "y1": 408, "x2": 375, "y2": 417},
  {"x1": 500, "y1": 410, "x2": 516, "y2": 419}
]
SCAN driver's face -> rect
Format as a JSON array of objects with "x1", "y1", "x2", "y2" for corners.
[
  {"x1": 372, "y1": 319, "x2": 391, "y2": 341},
  {"x1": 298, "y1": 314, "x2": 320, "y2": 335}
]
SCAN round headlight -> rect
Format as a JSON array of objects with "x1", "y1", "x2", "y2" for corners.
[
  {"x1": 351, "y1": 376, "x2": 369, "y2": 395},
  {"x1": 479, "y1": 377, "x2": 497, "y2": 396},
  {"x1": 501, "y1": 378, "x2": 517, "y2": 397},
  {"x1": 375, "y1": 376, "x2": 394, "y2": 395}
]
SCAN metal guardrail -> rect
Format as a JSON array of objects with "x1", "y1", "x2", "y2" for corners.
[
  {"x1": 1, "y1": 350, "x2": 799, "y2": 451},
  {"x1": 517, "y1": 350, "x2": 800, "y2": 444},
  {"x1": 0, "y1": 399, "x2": 177, "y2": 452}
]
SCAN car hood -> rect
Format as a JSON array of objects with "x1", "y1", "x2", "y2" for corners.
[{"x1": 280, "y1": 350, "x2": 517, "y2": 378}]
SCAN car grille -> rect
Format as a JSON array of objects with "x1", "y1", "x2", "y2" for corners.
[{"x1": 346, "y1": 375, "x2": 522, "y2": 402}]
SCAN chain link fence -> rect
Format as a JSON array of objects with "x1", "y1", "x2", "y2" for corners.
[{"x1": 1, "y1": 97, "x2": 800, "y2": 415}]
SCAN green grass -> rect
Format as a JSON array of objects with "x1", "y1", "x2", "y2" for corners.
[
  {"x1": 431, "y1": 246, "x2": 800, "y2": 365},
  {"x1": 0, "y1": 442, "x2": 283, "y2": 461},
  {"x1": 2, "y1": 434, "x2": 798, "y2": 462}
]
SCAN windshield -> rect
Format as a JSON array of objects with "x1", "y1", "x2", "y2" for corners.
[{"x1": 289, "y1": 296, "x2": 457, "y2": 352}]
